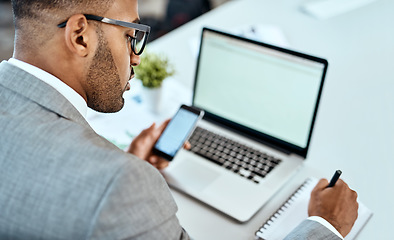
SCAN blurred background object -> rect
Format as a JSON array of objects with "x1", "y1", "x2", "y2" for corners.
[
  {"x1": 138, "y1": 0, "x2": 230, "y2": 42},
  {"x1": 0, "y1": 0, "x2": 230, "y2": 61},
  {"x1": 0, "y1": 1, "x2": 14, "y2": 61}
]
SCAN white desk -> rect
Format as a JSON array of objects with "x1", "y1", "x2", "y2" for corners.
[{"x1": 89, "y1": 0, "x2": 394, "y2": 239}]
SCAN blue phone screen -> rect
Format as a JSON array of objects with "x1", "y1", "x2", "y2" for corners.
[{"x1": 155, "y1": 108, "x2": 199, "y2": 157}]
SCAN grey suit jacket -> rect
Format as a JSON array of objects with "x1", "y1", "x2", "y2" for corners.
[
  {"x1": 0, "y1": 61, "x2": 188, "y2": 239},
  {"x1": 0, "y1": 61, "x2": 339, "y2": 240}
]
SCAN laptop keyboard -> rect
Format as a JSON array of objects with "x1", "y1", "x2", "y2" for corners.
[{"x1": 187, "y1": 127, "x2": 282, "y2": 184}]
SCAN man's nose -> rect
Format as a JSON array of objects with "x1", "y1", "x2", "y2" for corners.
[{"x1": 131, "y1": 53, "x2": 140, "y2": 66}]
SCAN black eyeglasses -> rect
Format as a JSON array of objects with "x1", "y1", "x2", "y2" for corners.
[{"x1": 57, "y1": 14, "x2": 150, "y2": 55}]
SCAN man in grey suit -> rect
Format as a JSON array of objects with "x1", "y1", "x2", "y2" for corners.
[{"x1": 0, "y1": 0, "x2": 358, "y2": 239}]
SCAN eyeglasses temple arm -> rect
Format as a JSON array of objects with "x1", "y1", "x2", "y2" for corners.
[{"x1": 57, "y1": 14, "x2": 104, "y2": 28}]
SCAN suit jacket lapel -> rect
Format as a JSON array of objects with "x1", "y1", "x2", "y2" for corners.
[{"x1": 0, "y1": 61, "x2": 89, "y2": 127}]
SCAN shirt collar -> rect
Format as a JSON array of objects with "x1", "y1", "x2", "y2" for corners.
[{"x1": 8, "y1": 58, "x2": 88, "y2": 119}]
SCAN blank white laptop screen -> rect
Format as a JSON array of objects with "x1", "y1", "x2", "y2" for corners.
[{"x1": 194, "y1": 30, "x2": 326, "y2": 148}]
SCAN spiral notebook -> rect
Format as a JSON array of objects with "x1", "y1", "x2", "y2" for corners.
[{"x1": 255, "y1": 178, "x2": 373, "y2": 240}]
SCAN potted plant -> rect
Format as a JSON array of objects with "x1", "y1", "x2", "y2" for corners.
[{"x1": 135, "y1": 51, "x2": 175, "y2": 113}]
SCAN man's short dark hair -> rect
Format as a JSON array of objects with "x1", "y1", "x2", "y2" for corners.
[{"x1": 11, "y1": 0, "x2": 114, "y2": 29}]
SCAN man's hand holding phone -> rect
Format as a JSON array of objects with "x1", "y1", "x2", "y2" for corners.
[
  {"x1": 127, "y1": 120, "x2": 171, "y2": 170},
  {"x1": 152, "y1": 105, "x2": 204, "y2": 161},
  {"x1": 127, "y1": 105, "x2": 203, "y2": 169}
]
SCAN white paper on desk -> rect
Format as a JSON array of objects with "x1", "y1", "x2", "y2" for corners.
[
  {"x1": 300, "y1": 0, "x2": 378, "y2": 20},
  {"x1": 230, "y1": 24, "x2": 290, "y2": 48},
  {"x1": 189, "y1": 24, "x2": 290, "y2": 59}
]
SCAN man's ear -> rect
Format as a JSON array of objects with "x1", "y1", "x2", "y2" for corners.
[{"x1": 64, "y1": 14, "x2": 92, "y2": 57}]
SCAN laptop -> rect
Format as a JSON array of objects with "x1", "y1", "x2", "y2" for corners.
[{"x1": 162, "y1": 27, "x2": 328, "y2": 222}]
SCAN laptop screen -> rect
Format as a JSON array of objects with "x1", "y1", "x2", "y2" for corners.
[{"x1": 193, "y1": 28, "x2": 327, "y2": 153}]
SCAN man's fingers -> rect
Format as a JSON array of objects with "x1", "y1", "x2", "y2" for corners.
[
  {"x1": 183, "y1": 141, "x2": 191, "y2": 150},
  {"x1": 335, "y1": 179, "x2": 349, "y2": 189},
  {"x1": 351, "y1": 189, "x2": 358, "y2": 200},
  {"x1": 157, "y1": 160, "x2": 169, "y2": 170},
  {"x1": 157, "y1": 119, "x2": 171, "y2": 134},
  {"x1": 148, "y1": 155, "x2": 170, "y2": 170},
  {"x1": 148, "y1": 156, "x2": 159, "y2": 164},
  {"x1": 143, "y1": 123, "x2": 156, "y2": 133},
  {"x1": 313, "y1": 178, "x2": 329, "y2": 191},
  {"x1": 152, "y1": 157, "x2": 169, "y2": 170}
]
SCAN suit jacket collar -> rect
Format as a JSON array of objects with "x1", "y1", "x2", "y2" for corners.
[{"x1": 0, "y1": 61, "x2": 89, "y2": 127}]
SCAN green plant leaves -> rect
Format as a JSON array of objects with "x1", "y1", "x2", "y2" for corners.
[{"x1": 135, "y1": 52, "x2": 175, "y2": 88}]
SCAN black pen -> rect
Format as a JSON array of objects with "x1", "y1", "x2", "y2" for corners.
[{"x1": 327, "y1": 170, "x2": 342, "y2": 188}]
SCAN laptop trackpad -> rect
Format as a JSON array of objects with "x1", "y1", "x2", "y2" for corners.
[{"x1": 170, "y1": 159, "x2": 220, "y2": 192}]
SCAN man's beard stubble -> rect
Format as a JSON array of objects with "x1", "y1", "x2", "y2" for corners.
[{"x1": 85, "y1": 27, "x2": 126, "y2": 113}]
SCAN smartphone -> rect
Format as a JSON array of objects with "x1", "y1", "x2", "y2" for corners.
[{"x1": 153, "y1": 104, "x2": 204, "y2": 161}]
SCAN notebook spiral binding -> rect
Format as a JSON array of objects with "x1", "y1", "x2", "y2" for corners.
[{"x1": 254, "y1": 178, "x2": 313, "y2": 240}]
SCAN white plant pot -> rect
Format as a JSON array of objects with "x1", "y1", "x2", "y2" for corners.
[{"x1": 141, "y1": 86, "x2": 163, "y2": 114}]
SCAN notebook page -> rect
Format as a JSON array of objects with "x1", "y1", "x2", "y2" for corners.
[
  {"x1": 255, "y1": 178, "x2": 316, "y2": 239},
  {"x1": 255, "y1": 177, "x2": 373, "y2": 240}
]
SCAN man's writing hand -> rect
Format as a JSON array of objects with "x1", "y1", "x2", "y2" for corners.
[{"x1": 308, "y1": 178, "x2": 359, "y2": 237}]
